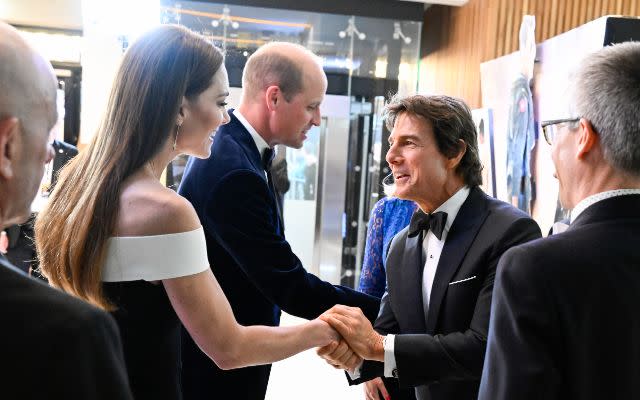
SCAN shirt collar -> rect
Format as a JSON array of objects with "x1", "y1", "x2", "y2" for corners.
[
  {"x1": 570, "y1": 188, "x2": 640, "y2": 223},
  {"x1": 432, "y1": 185, "x2": 470, "y2": 233},
  {"x1": 233, "y1": 109, "x2": 271, "y2": 159}
]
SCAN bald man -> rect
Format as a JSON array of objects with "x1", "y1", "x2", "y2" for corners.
[
  {"x1": 179, "y1": 42, "x2": 379, "y2": 399},
  {"x1": 0, "y1": 22, "x2": 133, "y2": 399}
]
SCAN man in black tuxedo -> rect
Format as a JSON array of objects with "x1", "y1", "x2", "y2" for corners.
[
  {"x1": 51, "y1": 139, "x2": 78, "y2": 181},
  {"x1": 319, "y1": 94, "x2": 541, "y2": 400},
  {"x1": 0, "y1": 21, "x2": 133, "y2": 399},
  {"x1": 5, "y1": 139, "x2": 78, "y2": 275},
  {"x1": 178, "y1": 42, "x2": 379, "y2": 400},
  {"x1": 479, "y1": 42, "x2": 640, "y2": 400}
]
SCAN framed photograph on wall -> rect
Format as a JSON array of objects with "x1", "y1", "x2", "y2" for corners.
[{"x1": 471, "y1": 108, "x2": 496, "y2": 198}]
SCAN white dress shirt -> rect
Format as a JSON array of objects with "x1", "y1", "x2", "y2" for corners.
[{"x1": 383, "y1": 186, "x2": 470, "y2": 377}]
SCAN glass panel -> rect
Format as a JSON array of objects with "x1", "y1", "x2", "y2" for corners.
[
  {"x1": 285, "y1": 127, "x2": 320, "y2": 202},
  {"x1": 283, "y1": 124, "x2": 321, "y2": 272},
  {"x1": 161, "y1": 2, "x2": 421, "y2": 94}
]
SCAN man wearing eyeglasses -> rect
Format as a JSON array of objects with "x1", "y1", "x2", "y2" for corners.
[{"x1": 479, "y1": 41, "x2": 640, "y2": 400}]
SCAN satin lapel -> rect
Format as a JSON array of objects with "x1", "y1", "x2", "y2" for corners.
[
  {"x1": 393, "y1": 232, "x2": 426, "y2": 333},
  {"x1": 425, "y1": 187, "x2": 489, "y2": 333}
]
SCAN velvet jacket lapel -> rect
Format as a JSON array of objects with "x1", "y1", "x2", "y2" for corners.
[
  {"x1": 425, "y1": 187, "x2": 490, "y2": 333},
  {"x1": 225, "y1": 111, "x2": 283, "y2": 232},
  {"x1": 226, "y1": 110, "x2": 265, "y2": 176}
]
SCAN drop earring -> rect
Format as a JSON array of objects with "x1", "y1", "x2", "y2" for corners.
[{"x1": 173, "y1": 123, "x2": 181, "y2": 151}]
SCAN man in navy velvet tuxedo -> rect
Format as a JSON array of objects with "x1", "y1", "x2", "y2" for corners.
[
  {"x1": 178, "y1": 42, "x2": 379, "y2": 400},
  {"x1": 479, "y1": 42, "x2": 640, "y2": 400}
]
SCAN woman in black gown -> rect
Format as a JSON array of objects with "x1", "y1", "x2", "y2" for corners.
[{"x1": 35, "y1": 25, "x2": 342, "y2": 400}]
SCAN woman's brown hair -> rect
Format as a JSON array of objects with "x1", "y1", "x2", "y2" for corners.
[{"x1": 35, "y1": 24, "x2": 224, "y2": 310}]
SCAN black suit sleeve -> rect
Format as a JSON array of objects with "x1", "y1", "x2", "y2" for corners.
[
  {"x1": 478, "y1": 245, "x2": 561, "y2": 400},
  {"x1": 393, "y1": 217, "x2": 541, "y2": 387},
  {"x1": 204, "y1": 170, "x2": 379, "y2": 321},
  {"x1": 48, "y1": 309, "x2": 133, "y2": 399}
]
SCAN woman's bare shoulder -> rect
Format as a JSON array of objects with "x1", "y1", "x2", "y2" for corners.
[{"x1": 116, "y1": 181, "x2": 201, "y2": 237}]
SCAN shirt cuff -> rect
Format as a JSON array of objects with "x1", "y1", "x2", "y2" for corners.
[
  {"x1": 383, "y1": 334, "x2": 397, "y2": 378},
  {"x1": 347, "y1": 360, "x2": 364, "y2": 380}
]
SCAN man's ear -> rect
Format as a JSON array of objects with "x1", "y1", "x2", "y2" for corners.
[
  {"x1": 576, "y1": 118, "x2": 597, "y2": 160},
  {"x1": 0, "y1": 117, "x2": 19, "y2": 180},
  {"x1": 447, "y1": 139, "x2": 467, "y2": 170},
  {"x1": 265, "y1": 86, "x2": 280, "y2": 112}
]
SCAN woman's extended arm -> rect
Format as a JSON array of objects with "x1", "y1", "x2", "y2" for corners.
[{"x1": 163, "y1": 268, "x2": 339, "y2": 370}]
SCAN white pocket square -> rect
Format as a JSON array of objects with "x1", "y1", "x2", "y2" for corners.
[{"x1": 449, "y1": 276, "x2": 477, "y2": 285}]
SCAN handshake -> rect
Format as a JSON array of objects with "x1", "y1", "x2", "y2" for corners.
[{"x1": 314, "y1": 304, "x2": 385, "y2": 373}]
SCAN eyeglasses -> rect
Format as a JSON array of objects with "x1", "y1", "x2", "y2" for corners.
[{"x1": 541, "y1": 118, "x2": 580, "y2": 145}]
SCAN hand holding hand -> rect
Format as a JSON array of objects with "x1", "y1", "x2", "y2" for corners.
[
  {"x1": 364, "y1": 377, "x2": 390, "y2": 400},
  {"x1": 316, "y1": 339, "x2": 362, "y2": 372},
  {"x1": 308, "y1": 317, "x2": 340, "y2": 348},
  {"x1": 319, "y1": 305, "x2": 385, "y2": 362}
]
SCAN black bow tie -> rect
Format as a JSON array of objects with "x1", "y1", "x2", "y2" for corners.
[
  {"x1": 262, "y1": 148, "x2": 275, "y2": 170},
  {"x1": 408, "y1": 210, "x2": 448, "y2": 240}
]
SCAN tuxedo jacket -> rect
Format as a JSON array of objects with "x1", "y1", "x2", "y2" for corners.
[
  {"x1": 178, "y1": 110, "x2": 380, "y2": 400},
  {"x1": 479, "y1": 194, "x2": 640, "y2": 400},
  {"x1": 5, "y1": 140, "x2": 78, "y2": 274},
  {"x1": 51, "y1": 139, "x2": 78, "y2": 187},
  {"x1": 0, "y1": 255, "x2": 132, "y2": 399},
  {"x1": 354, "y1": 187, "x2": 541, "y2": 400}
]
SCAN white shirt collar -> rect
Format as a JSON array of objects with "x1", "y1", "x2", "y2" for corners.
[
  {"x1": 431, "y1": 185, "x2": 470, "y2": 233},
  {"x1": 570, "y1": 188, "x2": 640, "y2": 223},
  {"x1": 233, "y1": 109, "x2": 271, "y2": 160}
]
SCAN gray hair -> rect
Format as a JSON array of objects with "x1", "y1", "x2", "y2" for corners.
[
  {"x1": 242, "y1": 42, "x2": 316, "y2": 102},
  {"x1": 571, "y1": 41, "x2": 640, "y2": 176}
]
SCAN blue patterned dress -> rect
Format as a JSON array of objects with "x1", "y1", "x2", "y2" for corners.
[{"x1": 358, "y1": 197, "x2": 417, "y2": 298}]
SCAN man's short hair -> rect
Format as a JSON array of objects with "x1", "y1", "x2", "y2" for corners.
[
  {"x1": 572, "y1": 41, "x2": 640, "y2": 176},
  {"x1": 384, "y1": 94, "x2": 483, "y2": 187},
  {"x1": 242, "y1": 42, "x2": 316, "y2": 102}
]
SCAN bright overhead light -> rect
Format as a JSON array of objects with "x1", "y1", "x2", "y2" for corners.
[
  {"x1": 375, "y1": 60, "x2": 388, "y2": 78},
  {"x1": 398, "y1": 62, "x2": 412, "y2": 81},
  {"x1": 19, "y1": 31, "x2": 82, "y2": 63},
  {"x1": 82, "y1": 0, "x2": 160, "y2": 40}
]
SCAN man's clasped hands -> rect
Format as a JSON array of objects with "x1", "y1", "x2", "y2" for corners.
[{"x1": 316, "y1": 305, "x2": 385, "y2": 373}]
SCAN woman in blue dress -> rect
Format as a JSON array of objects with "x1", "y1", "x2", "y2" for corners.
[
  {"x1": 359, "y1": 196, "x2": 416, "y2": 297},
  {"x1": 358, "y1": 192, "x2": 417, "y2": 400}
]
